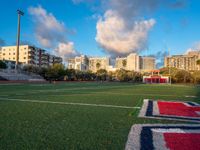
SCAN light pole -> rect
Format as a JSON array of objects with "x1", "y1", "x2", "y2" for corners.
[
  {"x1": 15, "y1": 9, "x2": 24, "y2": 70},
  {"x1": 168, "y1": 47, "x2": 172, "y2": 85}
]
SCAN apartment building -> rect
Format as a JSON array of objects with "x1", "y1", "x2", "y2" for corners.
[
  {"x1": 89, "y1": 57, "x2": 110, "y2": 72},
  {"x1": 126, "y1": 53, "x2": 140, "y2": 71},
  {"x1": 164, "y1": 51, "x2": 200, "y2": 71},
  {"x1": 67, "y1": 53, "x2": 156, "y2": 72},
  {"x1": 115, "y1": 53, "x2": 155, "y2": 72},
  {"x1": 140, "y1": 57, "x2": 155, "y2": 72},
  {"x1": 0, "y1": 45, "x2": 62, "y2": 67},
  {"x1": 68, "y1": 55, "x2": 89, "y2": 71},
  {"x1": 115, "y1": 57, "x2": 127, "y2": 69}
]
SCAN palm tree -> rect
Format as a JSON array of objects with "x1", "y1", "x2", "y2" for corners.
[
  {"x1": 96, "y1": 62, "x2": 101, "y2": 70},
  {"x1": 197, "y1": 59, "x2": 200, "y2": 70},
  {"x1": 122, "y1": 59, "x2": 127, "y2": 68}
]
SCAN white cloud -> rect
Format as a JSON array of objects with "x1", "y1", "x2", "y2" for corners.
[
  {"x1": 55, "y1": 42, "x2": 79, "y2": 59},
  {"x1": 28, "y1": 5, "x2": 79, "y2": 62},
  {"x1": 94, "y1": 0, "x2": 188, "y2": 56},
  {"x1": 28, "y1": 5, "x2": 66, "y2": 48},
  {"x1": 185, "y1": 41, "x2": 200, "y2": 54},
  {"x1": 96, "y1": 10, "x2": 155, "y2": 56}
]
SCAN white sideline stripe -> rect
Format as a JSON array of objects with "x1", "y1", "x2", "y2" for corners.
[
  {"x1": 185, "y1": 95, "x2": 197, "y2": 98},
  {"x1": 0, "y1": 98, "x2": 140, "y2": 109}
]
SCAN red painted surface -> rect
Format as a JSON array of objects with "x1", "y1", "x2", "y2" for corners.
[
  {"x1": 144, "y1": 77, "x2": 168, "y2": 83},
  {"x1": 158, "y1": 101, "x2": 200, "y2": 117},
  {"x1": 164, "y1": 133, "x2": 200, "y2": 150}
]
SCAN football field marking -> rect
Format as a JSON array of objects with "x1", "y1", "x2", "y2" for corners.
[{"x1": 0, "y1": 97, "x2": 140, "y2": 109}]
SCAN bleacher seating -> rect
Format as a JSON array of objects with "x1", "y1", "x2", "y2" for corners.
[{"x1": 0, "y1": 69, "x2": 45, "y2": 81}]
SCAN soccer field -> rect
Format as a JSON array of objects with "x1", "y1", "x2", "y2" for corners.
[{"x1": 0, "y1": 82, "x2": 199, "y2": 150}]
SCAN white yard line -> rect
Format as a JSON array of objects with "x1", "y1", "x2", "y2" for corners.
[
  {"x1": 185, "y1": 95, "x2": 197, "y2": 98},
  {"x1": 0, "y1": 98, "x2": 140, "y2": 109}
]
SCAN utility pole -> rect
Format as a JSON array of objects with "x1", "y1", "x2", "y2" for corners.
[
  {"x1": 15, "y1": 9, "x2": 24, "y2": 70},
  {"x1": 168, "y1": 47, "x2": 172, "y2": 85}
]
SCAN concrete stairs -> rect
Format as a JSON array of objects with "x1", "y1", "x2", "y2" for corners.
[{"x1": 0, "y1": 69, "x2": 45, "y2": 81}]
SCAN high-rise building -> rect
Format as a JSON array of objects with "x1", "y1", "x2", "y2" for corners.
[
  {"x1": 0, "y1": 45, "x2": 62, "y2": 67},
  {"x1": 115, "y1": 57, "x2": 127, "y2": 69},
  {"x1": 164, "y1": 51, "x2": 200, "y2": 71},
  {"x1": 126, "y1": 53, "x2": 140, "y2": 71},
  {"x1": 89, "y1": 57, "x2": 110, "y2": 72},
  {"x1": 140, "y1": 57, "x2": 156, "y2": 72},
  {"x1": 68, "y1": 55, "x2": 89, "y2": 71},
  {"x1": 67, "y1": 56, "x2": 110, "y2": 72},
  {"x1": 115, "y1": 53, "x2": 155, "y2": 72}
]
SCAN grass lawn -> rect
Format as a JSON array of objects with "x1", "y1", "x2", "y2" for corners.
[{"x1": 0, "y1": 82, "x2": 199, "y2": 150}]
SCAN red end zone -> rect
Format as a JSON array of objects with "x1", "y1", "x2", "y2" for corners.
[
  {"x1": 125, "y1": 124, "x2": 200, "y2": 150},
  {"x1": 164, "y1": 133, "x2": 200, "y2": 150},
  {"x1": 139, "y1": 99, "x2": 200, "y2": 122},
  {"x1": 158, "y1": 101, "x2": 200, "y2": 117}
]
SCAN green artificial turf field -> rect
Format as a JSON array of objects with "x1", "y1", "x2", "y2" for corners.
[{"x1": 0, "y1": 82, "x2": 199, "y2": 150}]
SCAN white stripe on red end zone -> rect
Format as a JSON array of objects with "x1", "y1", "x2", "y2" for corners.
[{"x1": 0, "y1": 98, "x2": 140, "y2": 109}]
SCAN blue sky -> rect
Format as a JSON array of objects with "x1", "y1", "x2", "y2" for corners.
[{"x1": 0, "y1": 0, "x2": 200, "y2": 65}]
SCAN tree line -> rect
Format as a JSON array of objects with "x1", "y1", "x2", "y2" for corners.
[
  {"x1": 21, "y1": 64, "x2": 200, "y2": 84},
  {"x1": 160, "y1": 67, "x2": 200, "y2": 84},
  {"x1": 22, "y1": 64, "x2": 143, "y2": 82},
  {"x1": 1, "y1": 61, "x2": 200, "y2": 84}
]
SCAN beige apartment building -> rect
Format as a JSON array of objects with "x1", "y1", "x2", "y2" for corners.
[
  {"x1": 115, "y1": 57, "x2": 127, "y2": 69},
  {"x1": 140, "y1": 57, "x2": 155, "y2": 72},
  {"x1": 67, "y1": 53, "x2": 155, "y2": 72},
  {"x1": 68, "y1": 55, "x2": 89, "y2": 71},
  {"x1": 126, "y1": 53, "x2": 140, "y2": 71},
  {"x1": 0, "y1": 45, "x2": 62, "y2": 67},
  {"x1": 67, "y1": 56, "x2": 110, "y2": 72},
  {"x1": 89, "y1": 57, "x2": 110, "y2": 72},
  {"x1": 164, "y1": 51, "x2": 200, "y2": 71},
  {"x1": 115, "y1": 53, "x2": 155, "y2": 72}
]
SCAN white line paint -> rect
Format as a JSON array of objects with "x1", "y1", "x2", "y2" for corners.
[
  {"x1": 0, "y1": 98, "x2": 140, "y2": 109},
  {"x1": 185, "y1": 95, "x2": 197, "y2": 98}
]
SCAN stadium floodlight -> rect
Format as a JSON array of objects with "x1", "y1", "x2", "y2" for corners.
[
  {"x1": 15, "y1": 9, "x2": 24, "y2": 70},
  {"x1": 168, "y1": 47, "x2": 172, "y2": 85}
]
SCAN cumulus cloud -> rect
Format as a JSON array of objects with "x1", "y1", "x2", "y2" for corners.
[
  {"x1": 55, "y1": 42, "x2": 80, "y2": 61},
  {"x1": 94, "y1": 0, "x2": 188, "y2": 56},
  {"x1": 185, "y1": 41, "x2": 200, "y2": 54},
  {"x1": 96, "y1": 10, "x2": 155, "y2": 56},
  {"x1": 95, "y1": 0, "x2": 160, "y2": 56},
  {"x1": 28, "y1": 5, "x2": 79, "y2": 61}
]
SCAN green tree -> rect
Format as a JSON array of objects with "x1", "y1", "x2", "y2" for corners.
[
  {"x1": 96, "y1": 69, "x2": 107, "y2": 81},
  {"x1": 0, "y1": 60, "x2": 7, "y2": 69},
  {"x1": 193, "y1": 71, "x2": 200, "y2": 84},
  {"x1": 174, "y1": 70, "x2": 193, "y2": 83},
  {"x1": 46, "y1": 63, "x2": 65, "y2": 81},
  {"x1": 115, "y1": 69, "x2": 128, "y2": 81},
  {"x1": 65, "y1": 69, "x2": 76, "y2": 80}
]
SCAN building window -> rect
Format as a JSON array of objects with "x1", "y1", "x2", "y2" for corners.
[{"x1": 24, "y1": 57, "x2": 26, "y2": 59}]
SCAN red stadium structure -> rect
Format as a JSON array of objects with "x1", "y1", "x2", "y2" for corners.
[{"x1": 143, "y1": 70, "x2": 170, "y2": 84}]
